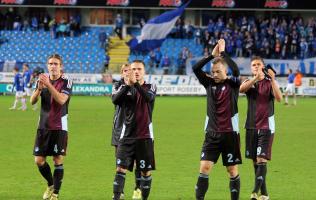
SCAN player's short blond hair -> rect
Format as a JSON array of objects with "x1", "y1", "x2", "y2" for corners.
[{"x1": 120, "y1": 63, "x2": 130, "y2": 74}]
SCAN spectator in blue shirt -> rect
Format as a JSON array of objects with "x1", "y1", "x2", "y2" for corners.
[
  {"x1": 114, "y1": 14, "x2": 123, "y2": 40},
  {"x1": 155, "y1": 48, "x2": 162, "y2": 68},
  {"x1": 161, "y1": 54, "x2": 171, "y2": 74}
]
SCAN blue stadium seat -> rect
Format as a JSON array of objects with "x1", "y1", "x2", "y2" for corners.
[{"x1": 0, "y1": 27, "x2": 113, "y2": 72}]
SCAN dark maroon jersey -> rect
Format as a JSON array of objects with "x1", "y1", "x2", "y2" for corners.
[
  {"x1": 37, "y1": 75, "x2": 72, "y2": 131},
  {"x1": 193, "y1": 52, "x2": 240, "y2": 133},
  {"x1": 244, "y1": 77, "x2": 275, "y2": 133},
  {"x1": 112, "y1": 82, "x2": 156, "y2": 141}
]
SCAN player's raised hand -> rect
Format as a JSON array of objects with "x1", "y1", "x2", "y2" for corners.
[
  {"x1": 128, "y1": 70, "x2": 136, "y2": 85},
  {"x1": 37, "y1": 80, "x2": 44, "y2": 90},
  {"x1": 267, "y1": 68, "x2": 276, "y2": 80},
  {"x1": 39, "y1": 74, "x2": 50, "y2": 86},
  {"x1": 218, "y1": 39, "x2": 225, "y2": 53},
  {"x1": 211, "y1": 43, "x2": 219, "y2": 57},
  {"x1": 253, "y1": 71, "x2": 260, "y2": 81}
]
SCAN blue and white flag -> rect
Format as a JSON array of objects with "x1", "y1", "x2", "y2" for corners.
[{"x1": 127, "y1": 1, "x2": 190, "y2": 52}]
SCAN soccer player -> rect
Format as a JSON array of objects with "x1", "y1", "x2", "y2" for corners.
[
  {"x1": 284, "y1": 68, "x2": 296, "y2": 105},
  {"x1": 9, "y1": 67, "x2": 26, "y2": 110},
  {"x1": 111, "y1": 60, "x2": 156, "y2": 200},
  {"x1": 22, "y1": 63, "x2": 33, "y2": 110},
  {"x1": 111, "y1": 64, "x2": 142, "y2": 200},
  {"x1": 30, "y1": 54, "x2": 72, "y2": 200},
  {"x1": 193, "y1": 39, "x2": 242, "y2": 200},
  {"x1": 239, "y1": 56, "x2": 282, "y2": 200}
]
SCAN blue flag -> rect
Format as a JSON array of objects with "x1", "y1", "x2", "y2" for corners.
[{"x1": 127, "y1": 1, "x2": 190, "y2": 52}]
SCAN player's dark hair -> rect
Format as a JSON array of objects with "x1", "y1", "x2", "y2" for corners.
[
  {"x1": 23, "y1": 63, "x2": 29, "y2": 68},
  {"x1": 289, "y1": 69, "x2": 293, "y2": 73},
  {"x1": 47, "y1": 54, "x2": 63, "y2": 65},
  {"x1": 13, "y1": 66, "x2": 19, "y2": 72},
  {"x1": 131, "y1": 59, "x2": 145, "y2": 67},
  {"x1": 251, "y1": 56, "x2": 265, "y2": 65}
]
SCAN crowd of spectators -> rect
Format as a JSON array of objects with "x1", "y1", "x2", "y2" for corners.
[
  {"x1": 138, "y1": 14, "x2": 316, "y2": 74},
  {"x1": 172, "y1": 14, "x2": 316, "y2": 60},
  {"x1": 0, "y1": 8, "x2": 81, "y2": 39}
]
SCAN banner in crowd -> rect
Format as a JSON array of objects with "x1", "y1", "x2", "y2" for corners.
[
  {"x1": 211, "y1": 0, "x2": 236, "y2": 8},
  {"x1": 106, "y1": 0, "x2": 129, "y2": 6},
  {"x1": 159, "y1": 0, "x2": 182, "y2": 6},
  {"x1": 264, "y1": 0, "x2": 288, "y2": 8},
  {"x1": 0, "y1": 0, "x2": 309, "y2": 9},
  {"x1": 0, "y1": 0, "x2": 24, "y2": 4},
  {"x1": 186, "y1": 57, "x2": 316, "y2": 76}
]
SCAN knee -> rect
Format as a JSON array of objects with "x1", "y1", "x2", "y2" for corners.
[
  {"x1": 116, "y1": 167, "x2": 127, "y2": 174},
  {"x1": 200, "y1": 161, "x2": 213, "y2": 174},
  {"x1": 256, "y1": 157, "x2": 267, "y2": 164},
  {"x1": 141, "y1": 171, "x2": 151, "y2": 176},
  {"x1": 34, "y1": 156, "x2": 45, "y2": 166},
  {"x1": 226, "y1": 166, "x2": 238, "y2": 178},
  {"x1": 53, "y1": 156, "x2": 64, "y2": 165}
]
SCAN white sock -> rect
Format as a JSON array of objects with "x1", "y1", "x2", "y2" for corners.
[
  {"x1": 12, "y1": 99, "x2": 18, "y2": 108},
  {"x1": 21, "y1": 98, "x2": 27, "y2": 109}
]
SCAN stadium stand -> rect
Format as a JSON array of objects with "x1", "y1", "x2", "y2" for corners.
[{"x1": 0, "y1": 27, "x2": 112, "y2": 73}]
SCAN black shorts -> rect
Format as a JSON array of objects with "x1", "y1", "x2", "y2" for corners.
[
  {"x1": 111, "y1": 130, "x2": 120, "y2": 147},
  {"x1": 33, "y1": 129, "x2": 68, "y2": 156},
  {"x1": 201, "y1": 131, "x2": 242, "y2": 166},
  {"x1": 245, "y1": 129, "x2": 274, "y2": 161},
  {"x1": 116, "y1": 139, "x2": 155, "y2": 172}
]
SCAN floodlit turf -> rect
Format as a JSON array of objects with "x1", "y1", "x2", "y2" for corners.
[{"x1": 0, "y1": 95, "x2": 315, "y2": 200}]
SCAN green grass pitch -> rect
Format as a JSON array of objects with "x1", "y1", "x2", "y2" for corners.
[{"x1": 0, "y1": 95, "x2": 315, "y2": 199}]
